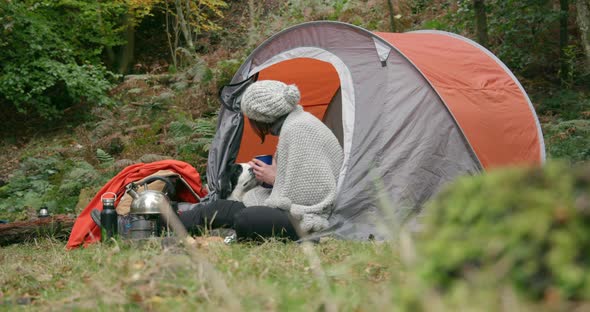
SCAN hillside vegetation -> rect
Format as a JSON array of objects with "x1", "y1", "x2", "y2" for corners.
[
  {"x1": 1, "y1": 0, "x2": 590, "y2": 310},
  {"x1": 1, "y1": 0, "x2": 589, "y2": 220}
]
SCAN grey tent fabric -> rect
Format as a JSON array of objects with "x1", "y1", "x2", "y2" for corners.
[
  {"x1": 325, "y1": 52, "x2": 481, "y2": 239},
  {"x1": 322, "y1": 87, "x2": 343, "y2": 147},
  {"x1": 206, "y1": 21, "x2": 485, "y2": 240},
  {"x1": 205, "y1": 75, "x2": 257, "y2": 201}
]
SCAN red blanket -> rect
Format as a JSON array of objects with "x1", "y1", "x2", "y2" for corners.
[{"x1": 66, "y1": 160, "x2": 207, "y2": 249}]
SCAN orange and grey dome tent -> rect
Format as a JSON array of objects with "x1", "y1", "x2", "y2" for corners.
[{"x1": 206, "y1": 21, "x2": 545, "y2": 240}]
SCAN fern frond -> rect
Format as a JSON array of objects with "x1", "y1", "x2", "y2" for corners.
[{"x1": 96, "y1": 148, "x2": 114, "y2": 164}]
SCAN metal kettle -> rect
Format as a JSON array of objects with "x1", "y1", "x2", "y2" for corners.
[{"x1": 126, "y1": 176, "x2": 175, "y2": 215}]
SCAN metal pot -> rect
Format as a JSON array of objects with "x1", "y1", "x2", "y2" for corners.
[{"x1": 126, "y1": 176, "x2": 174, "y2": 215}]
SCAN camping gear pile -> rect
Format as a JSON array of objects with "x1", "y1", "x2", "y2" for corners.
[
  {"x1": 67, "y1": 160, "x2": 207, "y2": 249},
  {"x1": 90, "y1": 176, "x2": 179, "y2": 241}
]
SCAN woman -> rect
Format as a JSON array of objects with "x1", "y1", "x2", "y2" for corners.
[{"x1": 179, "y1": 80, "x2": 343, "y2": 241}]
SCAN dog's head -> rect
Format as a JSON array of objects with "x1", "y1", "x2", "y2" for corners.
[
  {"x1": 227, "y1": 163, "x2": 260, "y2": 201},
  {"x1": 236, "y1": 163, "x2": 259, "y2": 191}
]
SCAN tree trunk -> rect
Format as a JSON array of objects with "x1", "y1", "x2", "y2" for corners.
[
  {"x1": 576, "y1": 0, "x2": 590, "y2": 72},
  {"x1": 387, "y1": 0, "x2": 396, "y2": 32},
  {"x1": 0, "y1": 215, "x2": 76, "y2": 246},
  {"x1": 118, "y1": 16, "x2": 135, "y2": 74},
  {"x1": 473, "y1": 0, "x2": 489, "y2": 47},
  {"x1": 165, "y1": 2, "x2": 178, "y2": 69},
  {"x1": 559, "y1": 0, "x2": 569, "y2": 84},
  {"x1": 97, "y1": 7, "x2": 116, "y2": 70},
  {"x1": 248, "y1": 0, "x2": 258, "y2": 46},
  {"x1": 105, "y1": 47, "x2": 116, "y2": 70},
  {"x1": 176, "y1": 0, "x2": 194, "y2": 52}
]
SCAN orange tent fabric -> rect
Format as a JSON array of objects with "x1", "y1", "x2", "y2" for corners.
[
  {"x1": 66, "y1": 160, "x2": 207, "y2": 249},
  {"x1": 236, "y1": 58, "x2": 340, "y2": 163},
  {"x1": 376, "y1": 32, "x2": 542, "y2": 168}
]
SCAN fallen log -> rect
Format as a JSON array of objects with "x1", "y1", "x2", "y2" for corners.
[{"x1": 0, "y1": 215, "x2": 76, "y2": 246}]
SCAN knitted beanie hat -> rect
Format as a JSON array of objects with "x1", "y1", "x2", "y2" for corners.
[{"x1": 241, "y1": 80, "x2": 301, "y2": 123}]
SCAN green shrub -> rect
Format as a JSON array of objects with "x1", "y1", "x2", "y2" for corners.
[
  {"x1": 0, "y1": 0, "x2": 122, "y2": 120},
  {"x1": 415, "y1": 162, "x2": 590, "y2": 302},
  {"x1": 166, "y1": 115, "x2": 217, "y2": 177},
  {"x1": 213, "y1": 58, "x2": 243, "y2": 87},
  {"x1": 0, "y1": 156, "x2": 105, "y2": 221},
  {"x1": 543, "y1": 120, "x2": 590, "y2": 163},
  {"x1": 0, "y1": 60, "x2": 115, "y2": 119},
  {"x1": 537, "y1": 90, "x2": 590, "y2": 120}
]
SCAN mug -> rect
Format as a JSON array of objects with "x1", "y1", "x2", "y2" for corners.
[
  {"x1": 254, "y1": 154, "x2": 273, "y2": 188},
  {"x1": 255, "y1": 154, "x2": 273, "y2": 165}
]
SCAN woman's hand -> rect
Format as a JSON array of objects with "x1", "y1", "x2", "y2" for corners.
[{"x1": 248, "y1": 158, "x2": 276, "y2": 186}]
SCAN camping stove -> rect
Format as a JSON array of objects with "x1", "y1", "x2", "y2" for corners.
[
  {"x1": 128, "y1": 214, "x2": 162, "y2": 239},
  {"x1": 124, "y1": 177, "x2": 175, "y2": 240}
]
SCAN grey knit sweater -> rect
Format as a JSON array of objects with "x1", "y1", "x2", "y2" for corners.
[{"x1": 242, "y1": 105, "x2": 344, "y2": 233}]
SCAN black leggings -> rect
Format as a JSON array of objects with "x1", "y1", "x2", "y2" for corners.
[{"x1": 178, "y1": 200, "x2": 300, "y2": 241}]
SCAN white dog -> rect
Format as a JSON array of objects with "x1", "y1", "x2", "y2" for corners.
[{"x1": 227, "y1": 163, "x2": 260, "y2": 202}]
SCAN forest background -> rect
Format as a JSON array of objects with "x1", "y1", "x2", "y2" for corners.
[{"x1": 1, "y1": 0, "x2": 590, "y2": 310}]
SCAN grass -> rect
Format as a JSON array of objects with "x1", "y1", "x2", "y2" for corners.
[
  {"x1": 0, "y1": 237, "x2": 401, "y2": 311},
  {"x1": 1, "y1": 1, "x2": 589, "y2": 310}
]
